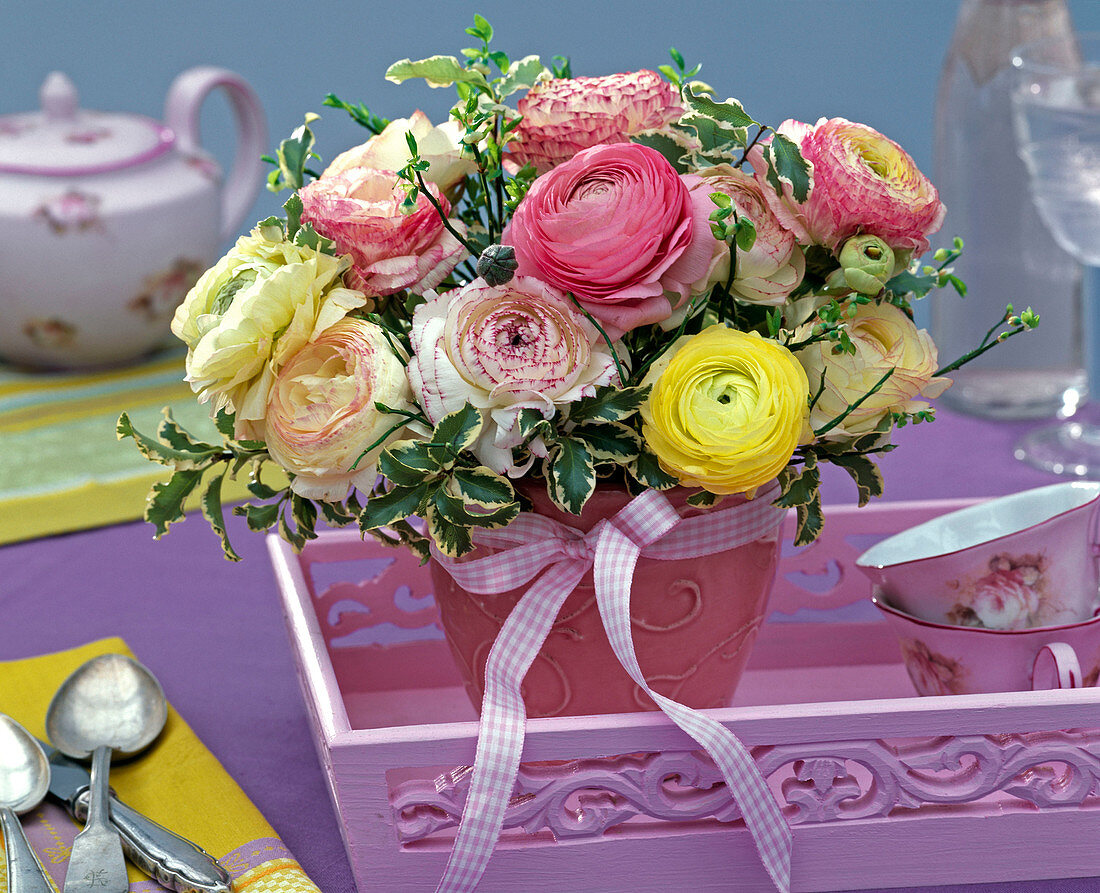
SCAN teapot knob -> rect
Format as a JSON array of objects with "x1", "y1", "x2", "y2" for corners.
[{"x1": 40, "y1": 71, "x2": 79, "y2": 121}]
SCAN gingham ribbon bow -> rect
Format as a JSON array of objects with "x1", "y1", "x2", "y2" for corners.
[{"x1": 431, "y1": 484, "x2": 793, "y2": 893}]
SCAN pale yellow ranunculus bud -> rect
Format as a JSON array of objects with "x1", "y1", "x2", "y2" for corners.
[{"x1": 640, "y1": 325, "x2": 809, "y2": 495}]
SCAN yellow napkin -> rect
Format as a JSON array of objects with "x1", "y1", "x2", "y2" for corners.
[{"x1": 0, "y1": 638, "x2": 321, "y2": 893}]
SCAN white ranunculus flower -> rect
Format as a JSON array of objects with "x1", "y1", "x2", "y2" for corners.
[
  {"x1": 323, "y1": 110, "x2": 476, "y2": 193},
  {"x1": 407, "y1": 277, "x2": 621, "y2": 475}
]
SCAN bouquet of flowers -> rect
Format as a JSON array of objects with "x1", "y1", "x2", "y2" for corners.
[{"x1": 120, "y1": 15, "x2": 1035, "y2": 561}]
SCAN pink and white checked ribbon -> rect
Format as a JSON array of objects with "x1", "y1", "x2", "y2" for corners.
[{"x1": 431, "y1": 484, "x2": 793, "y2": 893}]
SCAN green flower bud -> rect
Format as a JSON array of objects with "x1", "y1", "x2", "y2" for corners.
[
  {"x1": 835, "y1": 234, "x2": 895, "y2": 296},
  {"x1": 476, "y1": 243, "x2": 519, "y2": 286}
]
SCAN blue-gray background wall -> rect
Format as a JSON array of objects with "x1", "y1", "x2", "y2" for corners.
[{"x1": 6, "y1": 0, "x2": 1100, "y2": 280}]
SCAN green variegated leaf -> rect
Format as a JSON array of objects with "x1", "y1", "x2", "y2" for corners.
[
  {"x1": 156, "y1": 409, "x2": 216, "y2": 453},
  {"x1": 568, "y1": 386, "x2": 650, "y2": 424},
  {"x1": 369, "y1": 518, "x2": 432, "y2": 563},
  {"x1": 359, "y1": 484, "x2": 429, "y2": 531},
  {"x1": 628, "y1": 448, "x2": 680, "y2": 490},
  {"x1": 145, "y1": 469, "x2": 203, "y2": 538},
  {"x1": 429, "y1": 404, "x2": 483, "y2": 464},
  {"x1": 235, "y1": 501, "x2": 282, "y2": 532},
  {"x1": 763, "y1": 132, "x2": 811, "y2": 203},
  {"x1": 546, "y1": 439, "x2": 595, "y2": 515},
  {"x1": 246, "y1": 469, "x2": 280, "y2": 501},
  {"x1": 319, "y1": 500, "x2": 357, "y2": 527},
  {"x1": 284, "y1": 192, "x2": 304, "y2": 237},
  {"x1": 275, "y1": 122, "x2": 316, "y2": 192},
  {"x1": 570, "y1": 421, "x2": 642, "y2": 462},
  {"x1": 386, "y1": 55, "x2": 490, "y2": 90},
  {"x1": 385, "y1": 440, "x2": 442, "y2": 475},
  {"x1": 201, "y1": 473, "x2": 241, "y2": 561},
  {"x1": 794, "y1": 490, "x2": 824, "y2": 547},
  {"x1": 775, "y1": 457, "x2": 819, "y2": 509},
  {"x1": 687, "y1": 490, "x2": 719, "y2": 508},
  {"x1": 291, "y1": 495, "x2": 319, "y2": 541},
  {"x1": 426, "y1": 503, "x2": 474, "y2": 557},
  {"x1": 497, "y1": 54, "x2": 547, "y2": 98},
  {"x1": 214, "y1": 408, "x2": 236, "y2": 439},
  {"x1": 379, "y1": 449, "x2": 433, "y2": 487},
  {"x1": 517, "y1": 407, "x2": 555, "y2": 444},
  {"x1": 450, "y1": 466, "x2": 515, "y2": 507},
  {"x1": 683, "y1": 85, "x2": 757, "y2": 128},
  {"x1": 828, "y1": 453, "x2": 884, "y2": 507},
  {"x1": 629, "y1": 131, "x2": 689, "y2": 170},
  {"x1": 118, "y1": 413, "x2": 219, "y2": 470},
  {"x1": 679, "y1": 114, "x2": 745, "y2": 155},
  {"x1": 279, "y1": 507, "x2": 307, "y2": 551}
]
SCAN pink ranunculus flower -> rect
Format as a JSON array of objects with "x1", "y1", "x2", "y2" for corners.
[
  {"x1": 262, "y1": 316, "x2": 414, "y2": 502},
  {"x1": 503, "y1": 142, "x2": 715, "y2": 339},
  {"x1": 509, "y1": 69, "x2": 684, "y2": 174},
  {"x1": 750, "y1": 117, "x2": 946, "y2": 254},
  {"x1": 323, "y1": 110, "x2": 476, "y2": 194},
  {"x1": 690, "y1": 164, "x2": 805, "y2": 305},
  {"x1": 407, "y1": 276, "x2": 621, "y2": 475},
  {"x1": 298, "y1": 166, "x2": 467, "y2": 297}
]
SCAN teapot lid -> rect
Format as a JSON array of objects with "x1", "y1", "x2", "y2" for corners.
[{"x1": 0, "y1": 72, "x2": 174, "y2": 176}]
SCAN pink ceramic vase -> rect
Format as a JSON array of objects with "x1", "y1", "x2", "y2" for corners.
[{"x1": 429, "y1": 482, "x2": 783, "y2": 718}]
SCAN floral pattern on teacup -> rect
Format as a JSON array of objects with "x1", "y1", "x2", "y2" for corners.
[
  {"x1": 33, "y1": 189, "x2": 102, "y2": 234},
  {"x1": 899, "y1": 638, "x2": 966, "y2": 696},
  {"x1": 127, "y1": 257, "x2": 206, "y2": 322},
  {"x1": 944, "y1": 553, "x2": 1069, "y2": 630},
  {"x1": 23, "y1": 317, "x2": 77, "y2": 348}
]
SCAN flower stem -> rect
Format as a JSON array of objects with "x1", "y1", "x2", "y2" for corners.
[
  {"x1": 813, "y1": 368, "x2": 894, "y2": 437},
  {"x1": 567, "y1": 294, "x2": 628, "y2": 386},
  {"x1": 415, "y1": 170, "x2": 482, "y2": 258}
]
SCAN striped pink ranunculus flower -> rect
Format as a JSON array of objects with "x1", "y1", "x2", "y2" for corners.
[
  {"x1": 508, "y1": 69, "x2": 683, "y2": 174},
  {"x1": 299, "y1": 166, "x2": 467, "y2": 298},
  {"x1": 751, "y1": 117, "x2": 945, "y2": 254}
]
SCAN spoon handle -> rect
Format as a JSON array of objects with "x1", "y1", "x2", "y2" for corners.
[
  {"x1": 0, "y1": 806, "x2": 54, "y2": 893},
  {"x1": 63, "y1": 746, "x2": 128, "y2": 893},
  {"x1": 72, "y1": 790, "x2": 233, "y2": 893}
]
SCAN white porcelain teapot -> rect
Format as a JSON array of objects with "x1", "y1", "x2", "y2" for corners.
[{"x1": 0, "y1": 68, "x2": 267, "y2": 368}]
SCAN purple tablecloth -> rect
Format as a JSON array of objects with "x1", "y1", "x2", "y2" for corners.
[{"x1": 1, "y1": 403, "x2": 1098, "y2": 893}]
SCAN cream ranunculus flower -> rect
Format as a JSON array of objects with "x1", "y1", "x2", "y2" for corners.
[
  {"x1": 690, "y1": 164, "x2": 805, "y2": 305},
  {"x1": 795, "y1": 300, "x2": 951, "y2": 438},
  {"x1": 171, "y1": 225, "x2": 367, "y2": 436},
  {"x1": 262, "y1": 316, "x2": 414, "y2": 501},
  {"x1": 641, "y1": 325, "x2": 809, "y2": 495},
  {"x1": 323, "y1": 110, "x2": 476, "y2": 193}
]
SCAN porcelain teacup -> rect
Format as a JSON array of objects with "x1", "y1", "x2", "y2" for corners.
[
  {"x1": 856, "y1": 481, "x2": 1100, "y2": 630},
  {"x1": 873, "y1": 595, "x2": 1100, "y2": 695}
]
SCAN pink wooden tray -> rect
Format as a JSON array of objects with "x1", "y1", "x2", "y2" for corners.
[{"x1": 267, "y1": 498, "x2": 1100, "y2": 892}]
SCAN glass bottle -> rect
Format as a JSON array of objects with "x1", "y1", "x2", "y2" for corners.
[{"x1": 932, "y1": 0, "x2": 1085, "y2": 419}]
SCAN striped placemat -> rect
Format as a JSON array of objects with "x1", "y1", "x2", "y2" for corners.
[{"x1": 0, "y1": 348, "x2": 265, "y2": 545}]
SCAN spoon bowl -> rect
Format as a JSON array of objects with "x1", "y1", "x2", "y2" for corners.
[
  {"x1": 0, "y1": 714, "x2": 55, "y2": 893},
  {"x1": 46, "y1": 652, "x2": 167, "y2": 757},
  {"x1": 46, "y1": 653, "x2": 168, "y2": 893}
]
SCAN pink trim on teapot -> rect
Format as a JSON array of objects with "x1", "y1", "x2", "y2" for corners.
[{"x1": 0, "y1": 119, "x2": 175, "y2": 176}]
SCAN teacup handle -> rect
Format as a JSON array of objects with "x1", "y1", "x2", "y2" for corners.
[
  {"x1": 1032, "y1": 642, "x2": 1082, "y2": 690},
  {"x1": 164, "y1": 67, "x2": 268, "y2": 242}
]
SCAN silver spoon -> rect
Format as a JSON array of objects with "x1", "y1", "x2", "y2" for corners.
[
  {"x1": 46, "y1": 654, "x2": 168, "y2": 893},
  {"x1": 0, "y1": 715, "x2": 54, "y2": 893}
]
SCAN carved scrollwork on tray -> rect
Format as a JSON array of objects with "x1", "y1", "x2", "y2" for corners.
[{"x1": 390, "y1": 730, "x2": 1100, "y2": 843}]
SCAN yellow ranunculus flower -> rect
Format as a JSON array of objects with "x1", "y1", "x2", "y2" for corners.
[
  {"x1": 171, "y1": 225, "x2": 368, "y2": 437},
  {"x1": 640, "y1": 325, "x2": 809, "y2": 495}
]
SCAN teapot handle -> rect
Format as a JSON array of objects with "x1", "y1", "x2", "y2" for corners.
[{"x1": 164, "y1": 67, "x2": 267, "y2": 242}]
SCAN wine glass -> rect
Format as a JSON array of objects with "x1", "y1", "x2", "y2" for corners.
[{"x1": 1011, "y1": 32, "x2": 1100, "y2": 476}]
